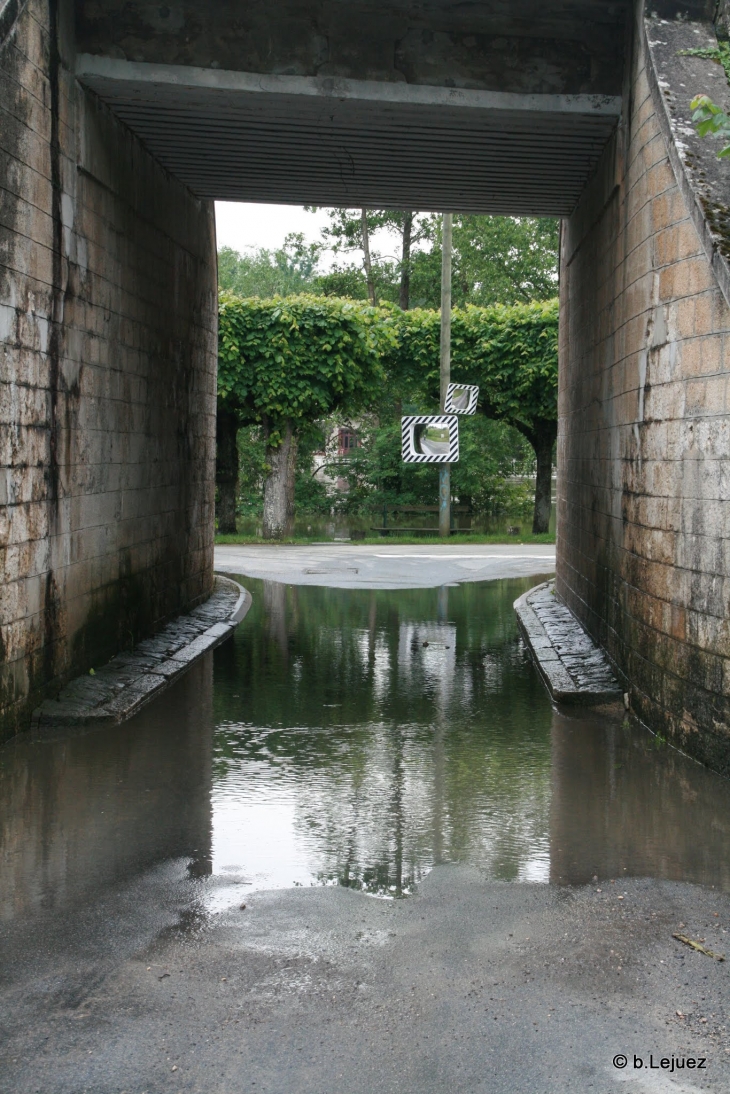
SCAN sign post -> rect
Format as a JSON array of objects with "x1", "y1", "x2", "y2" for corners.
[{"x1": 439, "y1": 213, "x2": 453, "y2": 538}]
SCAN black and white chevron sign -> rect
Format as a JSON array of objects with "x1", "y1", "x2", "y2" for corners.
[
  {"x1": 444, "y1": 382, "x2": 479, "y2": 415},
  {"x1": 401, "y1": 415, "x2": 459, "y2": 464}
]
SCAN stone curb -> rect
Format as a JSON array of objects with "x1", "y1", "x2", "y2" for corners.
[
  {"x1": 31, "y1": 575, "x2": 252, "y2": 731},
  {"x1": 514, "y1": 581, "x2": 622, "y2": 705}
]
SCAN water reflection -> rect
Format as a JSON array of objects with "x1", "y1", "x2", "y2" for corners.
[
  {"x1": 3, "y1": 575, "x2": 730, "y2": 927},
  {"x1": 211, "y1": 577, "x2": 730, "y2": 897},
  {"x1": 0, "y1": 659, "x2": 213, "y2": 922},
  {"x1": 550, "y1": 708, "x2": 730, "y2": 887},
  {"x1": 211, "y1": 577, "x2": 553, "y2": 897}
]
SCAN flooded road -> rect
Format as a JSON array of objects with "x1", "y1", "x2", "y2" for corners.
[
  {"x1": 4, "y1": 575, "x2": 730, "y2": 924},
  {"x1": 2, "y1": 572, "x2": 730, "y2": 1093}
]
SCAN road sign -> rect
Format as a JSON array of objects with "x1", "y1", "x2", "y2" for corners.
[
  {"x1": 401, "y1": 415, "x2": 459, "y2": 464},
  {"x1": 444, "y1": 383, "x2": 479, "y2": 415}
]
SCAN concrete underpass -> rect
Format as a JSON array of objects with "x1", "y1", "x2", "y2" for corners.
[
  {"x1": 4, "y1": 3, "x2": 730, "y2": 1090},
  {"x1": 3, "y1": 0, "x2": 730, "y2": 765}
]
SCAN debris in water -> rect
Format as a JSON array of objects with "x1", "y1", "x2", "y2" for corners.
[{"x1": 672, "y1": 933, "x2": 725, "y2": 961}]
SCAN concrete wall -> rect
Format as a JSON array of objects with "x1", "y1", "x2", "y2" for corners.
[
  {"x1": 0, "y1": 0, "x2": 218, "y2": 740},
  {"x1": 558, "y1": 6, "x2": 730, "y2": 771},
  {"x1": 75, "y1": 0, "x2": 627, "y2": 96}
]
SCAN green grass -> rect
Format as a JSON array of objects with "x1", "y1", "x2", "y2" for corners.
[{"x1": 215, "y1": 531, "x2": 556, "y2": 547}]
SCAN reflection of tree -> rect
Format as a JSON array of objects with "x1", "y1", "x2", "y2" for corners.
[
  {"x1": 212, "y1": 576, "x2": 553, "y2": 892},
  {"x1": 263, "y1": 580, "x2": 289, "y2": 660},
  {"x1": 390, "y1": 721, "x2": 405, "y2": 896}
]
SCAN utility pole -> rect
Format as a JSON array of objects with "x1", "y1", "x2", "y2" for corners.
[
  {"x1": 360, "y1": 209, "x2": 376, "y2": 305},
  {"x1": 439, "y1": 212, "x2": 453, "y2": 538}
]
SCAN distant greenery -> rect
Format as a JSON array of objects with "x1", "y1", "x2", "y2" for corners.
[
  {"x1": 218, "y1": 213, "x2": 558, "y2": 309},
  {"x1": 376, "y1": 300, "x2": 559, "y2": 532},
  {"x1": 333, "y1": 416, "x2": 534, "y2": 518},
  {"x1": 218, "y1": 294, "x2": 387, "y2": 537},
  {"x1": 217, "y1": 208, "x2": 559, "y2": 537},
  {"x1": 218, "y1": 235, "x2": 321, "y2": 297},
  {"x1": 218, "y1": 296, "x2": 556, "y2": 532},
  {"x1": 231, "y1": 416, "x2": 535, "y2": 522}
]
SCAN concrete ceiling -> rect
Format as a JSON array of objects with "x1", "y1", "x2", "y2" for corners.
[
  {"x1": 75, "y1": 1, "x2": 629, "y2": 215},
  {"x1": 77, "y1": 57, "x2": 621, "y2": 215}
]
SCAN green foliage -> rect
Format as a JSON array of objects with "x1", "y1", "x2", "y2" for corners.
[
  {"x1": 218, "y1": 212, "x2": 558, "y2": 308},
  {"x1": 313, "y1": 265, "x2": 370, "y2": 299},
  {"x1": 311, "y1": 209, "x2": 558, "y2": 308},
  {"x1": 218, "y1": 235, "x2": 322, "y2": 297},
  {"x1": 235, "y1": 425, "x2": 267, "y2": 515},
  {"x1": 218, "y1": 294, "x2": 557, "y2": 528},
  {"x1": 456, "y1": 300, "x2": 559, "y2": 434},
  {"x1": 294, "y1": 422, "x2": 333, "y2": 513},
  {"x1": 690, "y1": 93, "x2": 730, "y2": 158},
  {"x1": 681, "y1": 42, "x2": 730, "y2": 83},
  {"x1": 218, "y1": 293, "x2": 390, "y2": 441},
  {"x1": 682, "y1": 43, "x2": 730, "y2": 158},
  {"x1": 336, "y1": 416, "x2": 534, "y2": 516},
  {"x1": 381, "y1": 299, "x2": 559, "y2": 438},
  {"x1": 406, "y1": 216, "x2": 559, "y2": 308}
]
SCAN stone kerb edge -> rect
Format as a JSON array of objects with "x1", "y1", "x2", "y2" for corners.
[
  {"x1": 514, "y1": 582, "x2": 621, "y2": 705},
  {"x1": 644, "y1": 12, "x2": 730, "y2": 310},
  {"x1": 31, "y1": 575, "x2": 252, "y2": 731}
]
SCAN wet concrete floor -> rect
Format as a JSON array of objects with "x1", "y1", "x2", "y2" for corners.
[{"x1": 1, "y1": 570, "x2": 730, "y2": 1092}]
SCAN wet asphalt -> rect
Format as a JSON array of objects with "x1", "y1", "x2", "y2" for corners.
[
  {"x1": 2, "y1": 547, "x2": 730, "y2": 1092},
  {"x1": 2, "y1": 865, "x2": 730, "y2": 1093},
  {"x1": 213, "y1": 542, "x2": 557, "y2": 589}
]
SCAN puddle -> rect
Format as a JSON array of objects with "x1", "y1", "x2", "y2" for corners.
[{"x1": 3, "y1": 575, "x2": 730, "y2": 924}]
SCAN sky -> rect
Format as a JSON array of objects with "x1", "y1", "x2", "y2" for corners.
[
  {"x1": 214, "y1": 201, "x2": 411, "y2": 270},
  {"x1": 215, "y1": 202, "x2": 330, "y2": 255}
]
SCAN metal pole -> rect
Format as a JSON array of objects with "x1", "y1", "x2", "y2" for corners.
[{"x1": 439, "y1": 213, "x2": 453, "y2": 538}]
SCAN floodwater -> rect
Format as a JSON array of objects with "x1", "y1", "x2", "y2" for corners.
[{"x1": 3, "y1": 575, "x2": 730, "y2": 926}]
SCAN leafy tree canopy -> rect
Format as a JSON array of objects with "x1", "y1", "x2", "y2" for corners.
[
  {"x1": 408, "y1": 216, "x2": 560, "y2": 309},
  {"x1": 218, "y1": 213, "x2": 559, "y2": 309},
  {"x1": 380, "y1": 299, "x2": 558, "y2": 436},
  {"x1": 218, "y1": 292, "x2": 391, "y2": 440},
  {"x1": 218, "y1": 234, "x2": 322, "y2": 298}
]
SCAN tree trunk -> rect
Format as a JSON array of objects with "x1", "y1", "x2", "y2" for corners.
[
  {"x1": 532, "y1": 434, "x2": 554, "y2": 534},
  {"x1": 361, "y1": 209, "x2": 376, "y2": 304},
  {"x1": 215, "y1": 407, "x2": 239, "y2": 534},
  {"x1": 263, "y1": 418, "x2": 298, "y2": 539},
  {"x1": 399, "y1": 211, "x2": 413, "y2": 310}
]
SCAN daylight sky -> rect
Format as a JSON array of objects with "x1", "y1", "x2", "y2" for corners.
[
  {"x1": 214, "y1": 201, "x2": 412, "y2": 271},
  {"x1": 215, "y1": 202, "x2": 330, "y2": 255}
]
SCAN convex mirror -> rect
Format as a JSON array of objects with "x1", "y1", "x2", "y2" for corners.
[
  {"x1": 444, "y1": 383, "x2": 479, "y2": 415},
  {"x1": 401, "y1": 415, "x2": 459, "y2": 463}
]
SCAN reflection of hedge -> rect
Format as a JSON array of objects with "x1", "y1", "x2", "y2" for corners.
[{"x1": 218, "y1": 294, "x2": 558, "y2": 437}]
